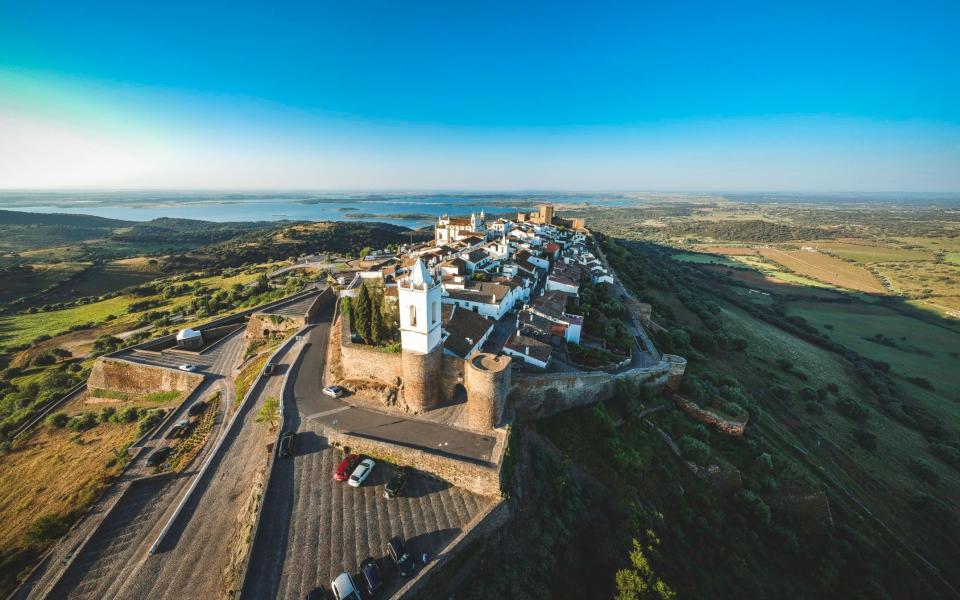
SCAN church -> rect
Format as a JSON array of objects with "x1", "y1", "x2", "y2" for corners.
[{"x1": 434, "y1": 211, "x2": 487, "y2": 245}]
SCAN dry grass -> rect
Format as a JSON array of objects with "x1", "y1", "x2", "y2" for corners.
[
  {"x1": 0, "y1": 422, "x2": 137, "y2": 550},
  {"x1": 757, "y1": 248, "x2": 887, "y2": 293}
]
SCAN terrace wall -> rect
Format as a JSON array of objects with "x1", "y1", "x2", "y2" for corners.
[{"x1": 323, "y1": 427, "x2": 502, "y2": 498}]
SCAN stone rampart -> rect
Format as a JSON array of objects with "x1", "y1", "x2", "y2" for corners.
[
  {"x1": 672, "y1": 394, "x2": 747, "y2": 436},
  {"x1": 510, "y1": 359, "x2": 673, "y2": 421},
  {"x1": 88, "y1": 357, "x2": 204, "y2": 396},
  {"x1": 322, "y1": 427, "x2": 502, "y2": 497}
]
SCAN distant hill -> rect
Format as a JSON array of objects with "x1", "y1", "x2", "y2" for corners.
[{"x1": 0, "y1": 209, "x2": 132, "y2": 228}]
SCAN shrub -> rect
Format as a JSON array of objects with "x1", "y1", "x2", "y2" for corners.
[
  {"x1": 45, "y1": 412, "x2": 69, "y2": 428},
  {"x1": 908, "y1": 459, "x2": 940, "y2": 485},
  {"x1": 99, "y1": 407, "x2": 116, "y2": 423},
  {"x1": 66, "y1": 412, "x2": 97, "y2": 432},
  {"x1": 136, "y1": 409, "x2": 165, "y2": 435},
  {"x1": 678, "y1": 435, "x2": 711, "y2": 464},
  {"x1": 805, "y1": 401, "x2": 824, "y2": 414},
  {"x1": 851, "y1": 428, "x2": 877, "y2": 451},
  {"x1": 113, "y1": 407, "x2": 140, "y2": 423},
  {"x1": 31, "y1": 352, "x2": 57, "y2": 367},
  {"x1": 24, "y1": 513, "x2": 72, "y2": 544},
  {"x1": 835, "y1": 397, "x2": 869, "y2": 422}
]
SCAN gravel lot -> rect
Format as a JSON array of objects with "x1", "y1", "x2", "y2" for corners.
[{"x1": 244, "y1": 433, "x2": 491, "y2": 599}]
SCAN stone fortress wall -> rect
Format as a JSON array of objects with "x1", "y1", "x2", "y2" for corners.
[{"x1": 88, "y1": 358, "x2": 204, "y2": 396}]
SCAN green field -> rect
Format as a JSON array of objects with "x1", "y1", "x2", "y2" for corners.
[
  {"x1": 671, "y1": 252, "x2": 743, "y2": 267},
  {"x1": 784, "y1": 301, "x2": 960, "y2": 417}
]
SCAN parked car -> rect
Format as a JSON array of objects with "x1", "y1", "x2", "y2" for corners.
[
  {"x1": 385, "y1": 467, "x2": 409, "y2": 498},
  {"x1": 322, "y1": 385, "x2": 344, "y2": 398},
  {"x1": 387, "y1": 537, "x2": 414, "y2": 577},
  {"x1": 187, "y1": 400, "x2": 206, "y2": 416},
  {"x1": 146, "y1": 446, "x2": 172, "y2": 467},
  {"x1": 277, "y1": 431, "x2": 295, "y2": 458},
  {"x1": 264, "y1": 363, "x2": 278, "y2": 376},
  {"x1": 304, "y1": 586, "x2": 325, "y2": 600},
  {"x1": 330, "y1": 572, "x2": 361, "y2": 600},
  {"x1": 334, "y1": 454, "x2": 360, "y2": 481},
  {"x1": 360, "y1": 558, "x2": 383, "y2": 596},
  {"x1": 348, "y1": 458, "x2": 376, "y2": 488},
  {"x1": 178, "y1": 364, "x2": 196, "y2": 372},
  {"x1": 167, "y1": 419, "x2": 190, "y2": 439}
]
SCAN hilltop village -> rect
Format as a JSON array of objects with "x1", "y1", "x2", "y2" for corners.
[{"x1": 329, "y1": 203, "x2": 686, "y2": 431}]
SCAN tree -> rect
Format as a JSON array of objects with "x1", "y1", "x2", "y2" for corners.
[
  {"x1": 359, "y1": 246, "x2": 373, "y2": 260},
  {"x1": 370, "y1": 300, "x2": 384, "y2": 345},
  {"x1": 255, "y1": 396, "x2": 280, "y2": 428},
  {"x1": 353, "y1": 284, "x2": 373, "y2": 343},
  {"x1": 615, "y1": 534, "x2": 675, "y2": 600}
]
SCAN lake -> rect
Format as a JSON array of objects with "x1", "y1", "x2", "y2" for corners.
[{"x1": 0, "y1": 191, "x2": 632, "y2": 227}]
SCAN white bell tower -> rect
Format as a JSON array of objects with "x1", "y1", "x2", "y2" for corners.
[{"x1": 398, "y1": 258, "x2": 442, "y2": 354}]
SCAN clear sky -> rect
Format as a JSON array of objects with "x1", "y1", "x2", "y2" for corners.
[{"x1": 1, "y1": 0, "x2": 958, "y2": 191}]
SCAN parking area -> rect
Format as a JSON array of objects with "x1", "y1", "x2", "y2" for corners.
[
  {"x1": 113, "y1": 331, "x2": 245, "y2": 377},
  {"x1": 244, "y1": 431, "x2": 492, "y2": 599}
]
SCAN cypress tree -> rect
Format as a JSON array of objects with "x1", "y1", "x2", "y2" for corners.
[{"x1": 354, "y1": 284, "x2": 372, "y2": 343}]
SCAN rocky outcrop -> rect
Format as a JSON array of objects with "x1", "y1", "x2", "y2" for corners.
[{"x1": 673, "y1": 394, "x2": 748, "y2": 436}]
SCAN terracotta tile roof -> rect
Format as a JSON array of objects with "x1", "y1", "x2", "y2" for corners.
[
  {"x1": 504, "y1": 332, "x2": 553, "y2": 364},
  {"x1": 442, "y1": 306, "x2": 493, "y2": 358}
]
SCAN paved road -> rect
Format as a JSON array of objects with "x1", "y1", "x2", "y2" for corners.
[
  {"x1": 32, "y1": 333, "x2": 252, "y2": 600},
  {"x1": 244, "y1": 317, "x2": 491, "y2": 599}
]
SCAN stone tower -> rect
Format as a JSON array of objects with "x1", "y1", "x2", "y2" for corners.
[{"x1": 398, "y1": 258, "x2": 444, "y2": 411}]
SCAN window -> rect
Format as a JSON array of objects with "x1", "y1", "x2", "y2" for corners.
[
  {"x1": 409, "y1": 304, "x2": 417, "y2": 327},
  {"x1": 432, "y1": 301, "x2": 438, "y2": 324}
]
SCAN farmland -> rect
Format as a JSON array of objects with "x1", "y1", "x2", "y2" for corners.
[{"x1": 755, "y1": 248, "x2": 887, "y2": 293}]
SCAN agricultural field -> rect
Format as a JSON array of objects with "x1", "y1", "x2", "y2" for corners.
[
  {"x1": 810, "y1": 240, "x2": 933, "y2": 263},
  {"x1": 756, "y1": 248, "x2": 887, "y2": 294}
]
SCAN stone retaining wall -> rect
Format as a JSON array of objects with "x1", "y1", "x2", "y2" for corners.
[
  {"x1": 88, "y1": 357, "x2": 204, "y2": 396},
  {"x1": 672, "y1": 395, "x2": 748, "y2": 436},
  {"x1": 322, "y1": 427, "x2": 502, "y2": 498}
]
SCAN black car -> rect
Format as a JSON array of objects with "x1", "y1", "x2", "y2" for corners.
[
  {"x1": 187, "y1": 400, "x2": 206, "y2": 417},
  {"x1": 277, "y1": 431, "x2": 295, "y2": 458},
  {"x1": 384, "y1": 467, "x2": 409, "y2": 498},
  {"x1": 387, "y1": 537, "x2": 414, "y2": 577},
  {"x1": 146, "y1": 446, "x2": 172, "y2": 467},
  {"x1": 360, "y1": 558, "x2": 383, "y2": 596},
  {"x1": 304, "y1": 586, "x2": 325, "y2": 600},
  {"x1": 264, "y1": 363, "x2": 278, "y2": 376}
]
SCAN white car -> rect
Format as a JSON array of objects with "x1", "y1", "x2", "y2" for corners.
[
  {"x1": 331, "y1": 571, "x2": 361, "y2": 600},
  {"x1": 322, "y1": 385, "x2": 344, "y2": 398},
  {"x1": 178, "y1": 364, "x2": 196, "y2": 372},
  {"x1": 348, "y1": 458, "x2": 376, "y2": 488}
]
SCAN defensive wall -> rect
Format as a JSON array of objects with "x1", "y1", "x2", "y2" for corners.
[
  {"x1": 87, "y1": 358, "x2": 204, "y2": 396},
  {"x1": 509, "y1": 354, "x2": 686, "y2": 421}
]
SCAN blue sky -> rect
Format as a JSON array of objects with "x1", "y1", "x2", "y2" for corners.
[{"x1": 1, "y1": 0, "x2": 958, "y2": 190}]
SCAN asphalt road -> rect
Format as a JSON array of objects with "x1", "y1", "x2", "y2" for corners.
[
  {"x1": 294, "y1": 323, "x2": 498, "y2": 464},
  {"x1": 33, "y1": 332, "x2": 258, "y2": 600}
]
